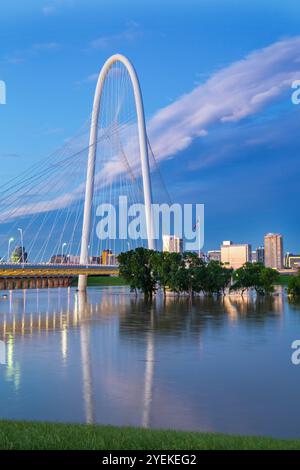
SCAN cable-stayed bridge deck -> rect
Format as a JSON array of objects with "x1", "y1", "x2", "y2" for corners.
[{"x1": 0, "y1": 263, "x2": 119, "y2": 277}]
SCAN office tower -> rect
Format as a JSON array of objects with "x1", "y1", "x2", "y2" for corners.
[
  {"x1": 264, "y1": 233, "x2": 283, "y2": 269},
  {"x1": 256, "y1": 246, "x2": 265, "y2": 265}
]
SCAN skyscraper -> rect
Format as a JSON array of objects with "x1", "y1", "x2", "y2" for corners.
[
  {"x1": 256, "y1": 246, "x2": 265, "y2": 264},
  {"x1": 264, "y1": 233, "x2": 283, "y2": 269}
]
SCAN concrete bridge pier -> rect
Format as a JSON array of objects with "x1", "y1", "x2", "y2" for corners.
[
  {"x1": 7, "y1": 279, "x2": 14, "y2": 290},
  {"x1": 15, "y1": 279, "x2": 22, "y2": 289}
]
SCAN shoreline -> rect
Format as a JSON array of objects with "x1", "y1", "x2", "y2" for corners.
[{"x1": 0, "y1": 420, "x2": 300, "y2": 450}]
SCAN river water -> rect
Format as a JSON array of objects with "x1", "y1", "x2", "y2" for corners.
[{"x1": 0, "y1": 286, "x2": 299, "y2": 438}]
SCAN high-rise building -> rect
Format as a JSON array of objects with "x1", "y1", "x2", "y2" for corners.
[
  {"x1": 264, "y1": 233, "x2": 283, "y2": 269},
  {"x1": 220, "y1": 240, "x2": 251, "y2": 269},
  {"x1": 256, "y1": 246, "x2": 265, "y2": 265},
  {"x1": 162, "y1": 235, "x2": 183, "y2": 253}
]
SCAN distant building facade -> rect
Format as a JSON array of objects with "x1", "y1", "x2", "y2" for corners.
[
  {"x1": 221, "y1": 240, "x2": 251, "y2": 269},
  {"x1": 285, "y1": 253, "x2": 300, "y2": 270},
  {"x1": 11, "y1": 246, "x2": 28, "y2": 263},
  {"x1": 256, "y1": 246, "x2": 265, "y2": 264},
  {"x1": 162, "y1": 235, "x2": 183, "y2": 253},
  {"x1": 50, "y1": 254, "x2": 67, "y2": 264},
  {"x1": 207, "y1": 250, "x2": 221, "y2": 262},
  {"x1": 264, "y1": 233, "x2": 283, "y2": 269},
  {"x1": 67, "y1": 255, "x2": 80, "y2": 264},
  {"x1": 101, "y1": 249, "x2": 117, "y2": 265}
]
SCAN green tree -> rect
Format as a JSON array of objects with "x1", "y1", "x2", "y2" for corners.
[
  {"x1": 259, "y1": 267, "x2": 279, "y2": 295},
  {"x1": 118, "y1": 247, "x2": 156, "y2": 298},
  {"x1": 182, "y1": 252, "x2": 207, "y2": 296},
  {"x1": 231, "y1": 262, "x2": 279, "y2": 295},
  {"x1": 203, "y1": 260, "x2": 232, "y2": 295},
  {"x1": 287, "y1": 273, "x2": 300, "y2": 298},
  {"x1": 231, "y1": 263, "x2": 262, "y2": 295}
]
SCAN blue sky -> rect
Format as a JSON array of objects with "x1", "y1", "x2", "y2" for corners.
[{"x1": 0, "y1": 0, "x2": 300, "y2": 254}]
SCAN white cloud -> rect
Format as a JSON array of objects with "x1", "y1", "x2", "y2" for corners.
[
  {"x1": 3, "y1": 36, "x2": 300, "y2": 221},
  {"x1": 148, "y1": 36, "x2": 300, "y2": 162}
]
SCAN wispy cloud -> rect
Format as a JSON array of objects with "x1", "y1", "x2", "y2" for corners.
[
  {"x1": 4, "y1": 42, "x2": 60, "y2": 64},
  {"x1": 75, "y1": 72, "x2": 99, "y2": 87},
  {"x1": 90, "y1": 21, "x2": 143, "y2": 49},
  {"x1": 3, "y1": 36, "x2": 300, "y2": 221},
  {"x1": 148, "y1": 36, "x2": 300, "y2": 163}
]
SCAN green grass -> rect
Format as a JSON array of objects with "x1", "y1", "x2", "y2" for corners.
[
  {"x1": 87, "y1": 276, "x2": 128, "y2": 286},
  {"x1": 277, "y1": 275, "x2": 291, "y2": 286},
  {"x1": 71, "y1": 276, "x2": 128, "y2": 287},
  {"x1": 0, "y1": 421, "x2": 299, "y2": 450}
]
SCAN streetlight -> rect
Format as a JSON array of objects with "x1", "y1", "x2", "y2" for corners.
[
  {"x1": 7, "y1": 237, "x2": 14, "y2": 263},
  {"x1": 18, "y1": 228, "x2": 24, "y2": 267},
  {"x1": 62, "y1": 242, "x2": 67, "y2": 263}
]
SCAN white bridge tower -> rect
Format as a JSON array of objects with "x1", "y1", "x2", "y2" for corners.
[{"x1": 78, "y1": 54, "x2": 154, "y2": 291}]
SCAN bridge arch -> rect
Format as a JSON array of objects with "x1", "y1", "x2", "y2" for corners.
[{"x1": 78, "y1": 54, "x2": 154, "y2": 290}]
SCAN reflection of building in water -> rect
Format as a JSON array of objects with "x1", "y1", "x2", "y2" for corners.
[
  {"x1": 2, "y1": 334, "x2": 21, "y2": 391},
  {"x1": 223, "y1": 296, "x2": 238, "y2": 321},
  {"x1": 0, "y1": 287, "x2": 287, "y2": 428},
  {"x1": 223, "y1": 292, "x2": 284, "y2": 318}
]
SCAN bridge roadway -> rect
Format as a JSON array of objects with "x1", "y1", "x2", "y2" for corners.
[
  {"x1": 0, "y1": 263, "x2": 119, "y2": 290},
  {"x1": 0, "y1": 263, "x2": 119, "y2": 277}
]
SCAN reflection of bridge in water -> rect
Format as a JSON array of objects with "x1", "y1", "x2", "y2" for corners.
[{"x1": 0, "y1": 288, "x2": 284, "y2": 426}]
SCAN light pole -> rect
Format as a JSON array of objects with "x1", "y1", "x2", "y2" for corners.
[
  {"x1": 18, "y1": 228, "x2": 24, "y2": 267},
  {"x1": 62, "y1": 242, "x2": 67, "y2": 264},
  {"x1": 7, "y1": 237, "x2": 14, "y2": 263}
]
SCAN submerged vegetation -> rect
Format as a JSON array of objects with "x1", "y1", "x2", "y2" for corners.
[
  {"x1": 287, "y1": 271, "x2": 300, "y2": 298},
  {"x1": 118, "y1": 248, "x2": 280, "y2": 298},
  {"x1": 230, "y1": 262, "x2": 279, "y2": 296}
]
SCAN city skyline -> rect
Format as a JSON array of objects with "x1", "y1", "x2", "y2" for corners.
[{"x1": 1, "y1": 1, "x2": 300, "y2": 253}]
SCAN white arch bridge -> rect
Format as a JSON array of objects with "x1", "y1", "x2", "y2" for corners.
[{"x1": 0, "y1": 54, "x2": 171, "y2": 290}]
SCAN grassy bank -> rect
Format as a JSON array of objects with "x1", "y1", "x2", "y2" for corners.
[
  {"x1": 71, "y1": 276, "x2": 128, "y2": 287},
  {"x1": 0, "y1": 421, "x2": 299, "y2": 450},
  {"x1": 277, "y1": 275, "x2": 291, "y2": 286}
]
